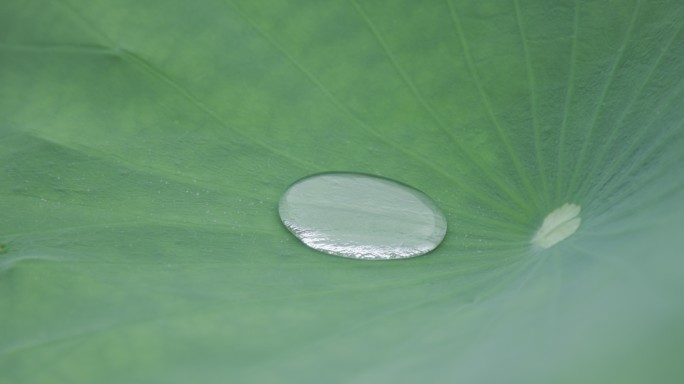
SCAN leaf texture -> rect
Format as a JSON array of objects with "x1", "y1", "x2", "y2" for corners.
[{"x1": 1, "y1": 0, "x2": 684, "y2": 383}]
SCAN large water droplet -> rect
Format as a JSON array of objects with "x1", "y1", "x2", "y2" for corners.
[{"x1": 278, "y1": 173, "x2": 447, "y2": 260}]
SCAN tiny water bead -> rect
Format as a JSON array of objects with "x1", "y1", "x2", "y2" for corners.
[
  {"x1": 531, "y1": 203, "x2": 582, "y2": 249},
  {"x1": 278, "y1": 173, "x2": 447, "y2": 260}
]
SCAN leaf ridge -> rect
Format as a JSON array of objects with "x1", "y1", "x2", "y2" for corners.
[{"x1": 555, "y1": 0, "x2": 580, "y2": 201}]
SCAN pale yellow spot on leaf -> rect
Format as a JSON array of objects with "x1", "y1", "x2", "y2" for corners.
[{"x1": 532, "y1": 203, "x2": 581, "y2": 249}]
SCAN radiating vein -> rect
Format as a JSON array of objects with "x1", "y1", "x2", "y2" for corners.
[
  {"x1": 462, "y1": 254, "x2": 547, "y2": 349},
  {"x1": 0, "y1": 216, "x2": 277, "y2": 239},
  {"x1": 446, "y1": 0, "x2": 541, "y2": 211},
  {"x1": 564, "y1": 0, "x2": 642, "y2": 200},
  {"x1": 513, "y1": 0, "x2": 548, "y2": 203},
  {"x1": 348, "y1": 0, "x2": 456, "y2": 143},
  {"x1": 18, "y1": 130, "x2": 284, "y2": 200},
  {"x1": 581, "y1": 172, "x2": 684, "y2": 234},
  {"x1": 0, "y1": 43, "x2": 118, "y2": 55},
  {"x1": 579, "y1": 19, "x2": 684, "y2": 200},
  {"x1": 582, "y1": 72, "x2": 684, "y2": 216},
  {"x1": 586, "y1": 118, "x2": 684, "y2": 222}
]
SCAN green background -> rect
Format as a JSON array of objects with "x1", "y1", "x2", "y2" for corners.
[{"x1": 1, "y1": 0, "x2": 683, "y2": 383}]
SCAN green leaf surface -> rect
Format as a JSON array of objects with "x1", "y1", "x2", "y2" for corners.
[{"x1": 2, "y1": 0, "x2": 683, "y2": 383}]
